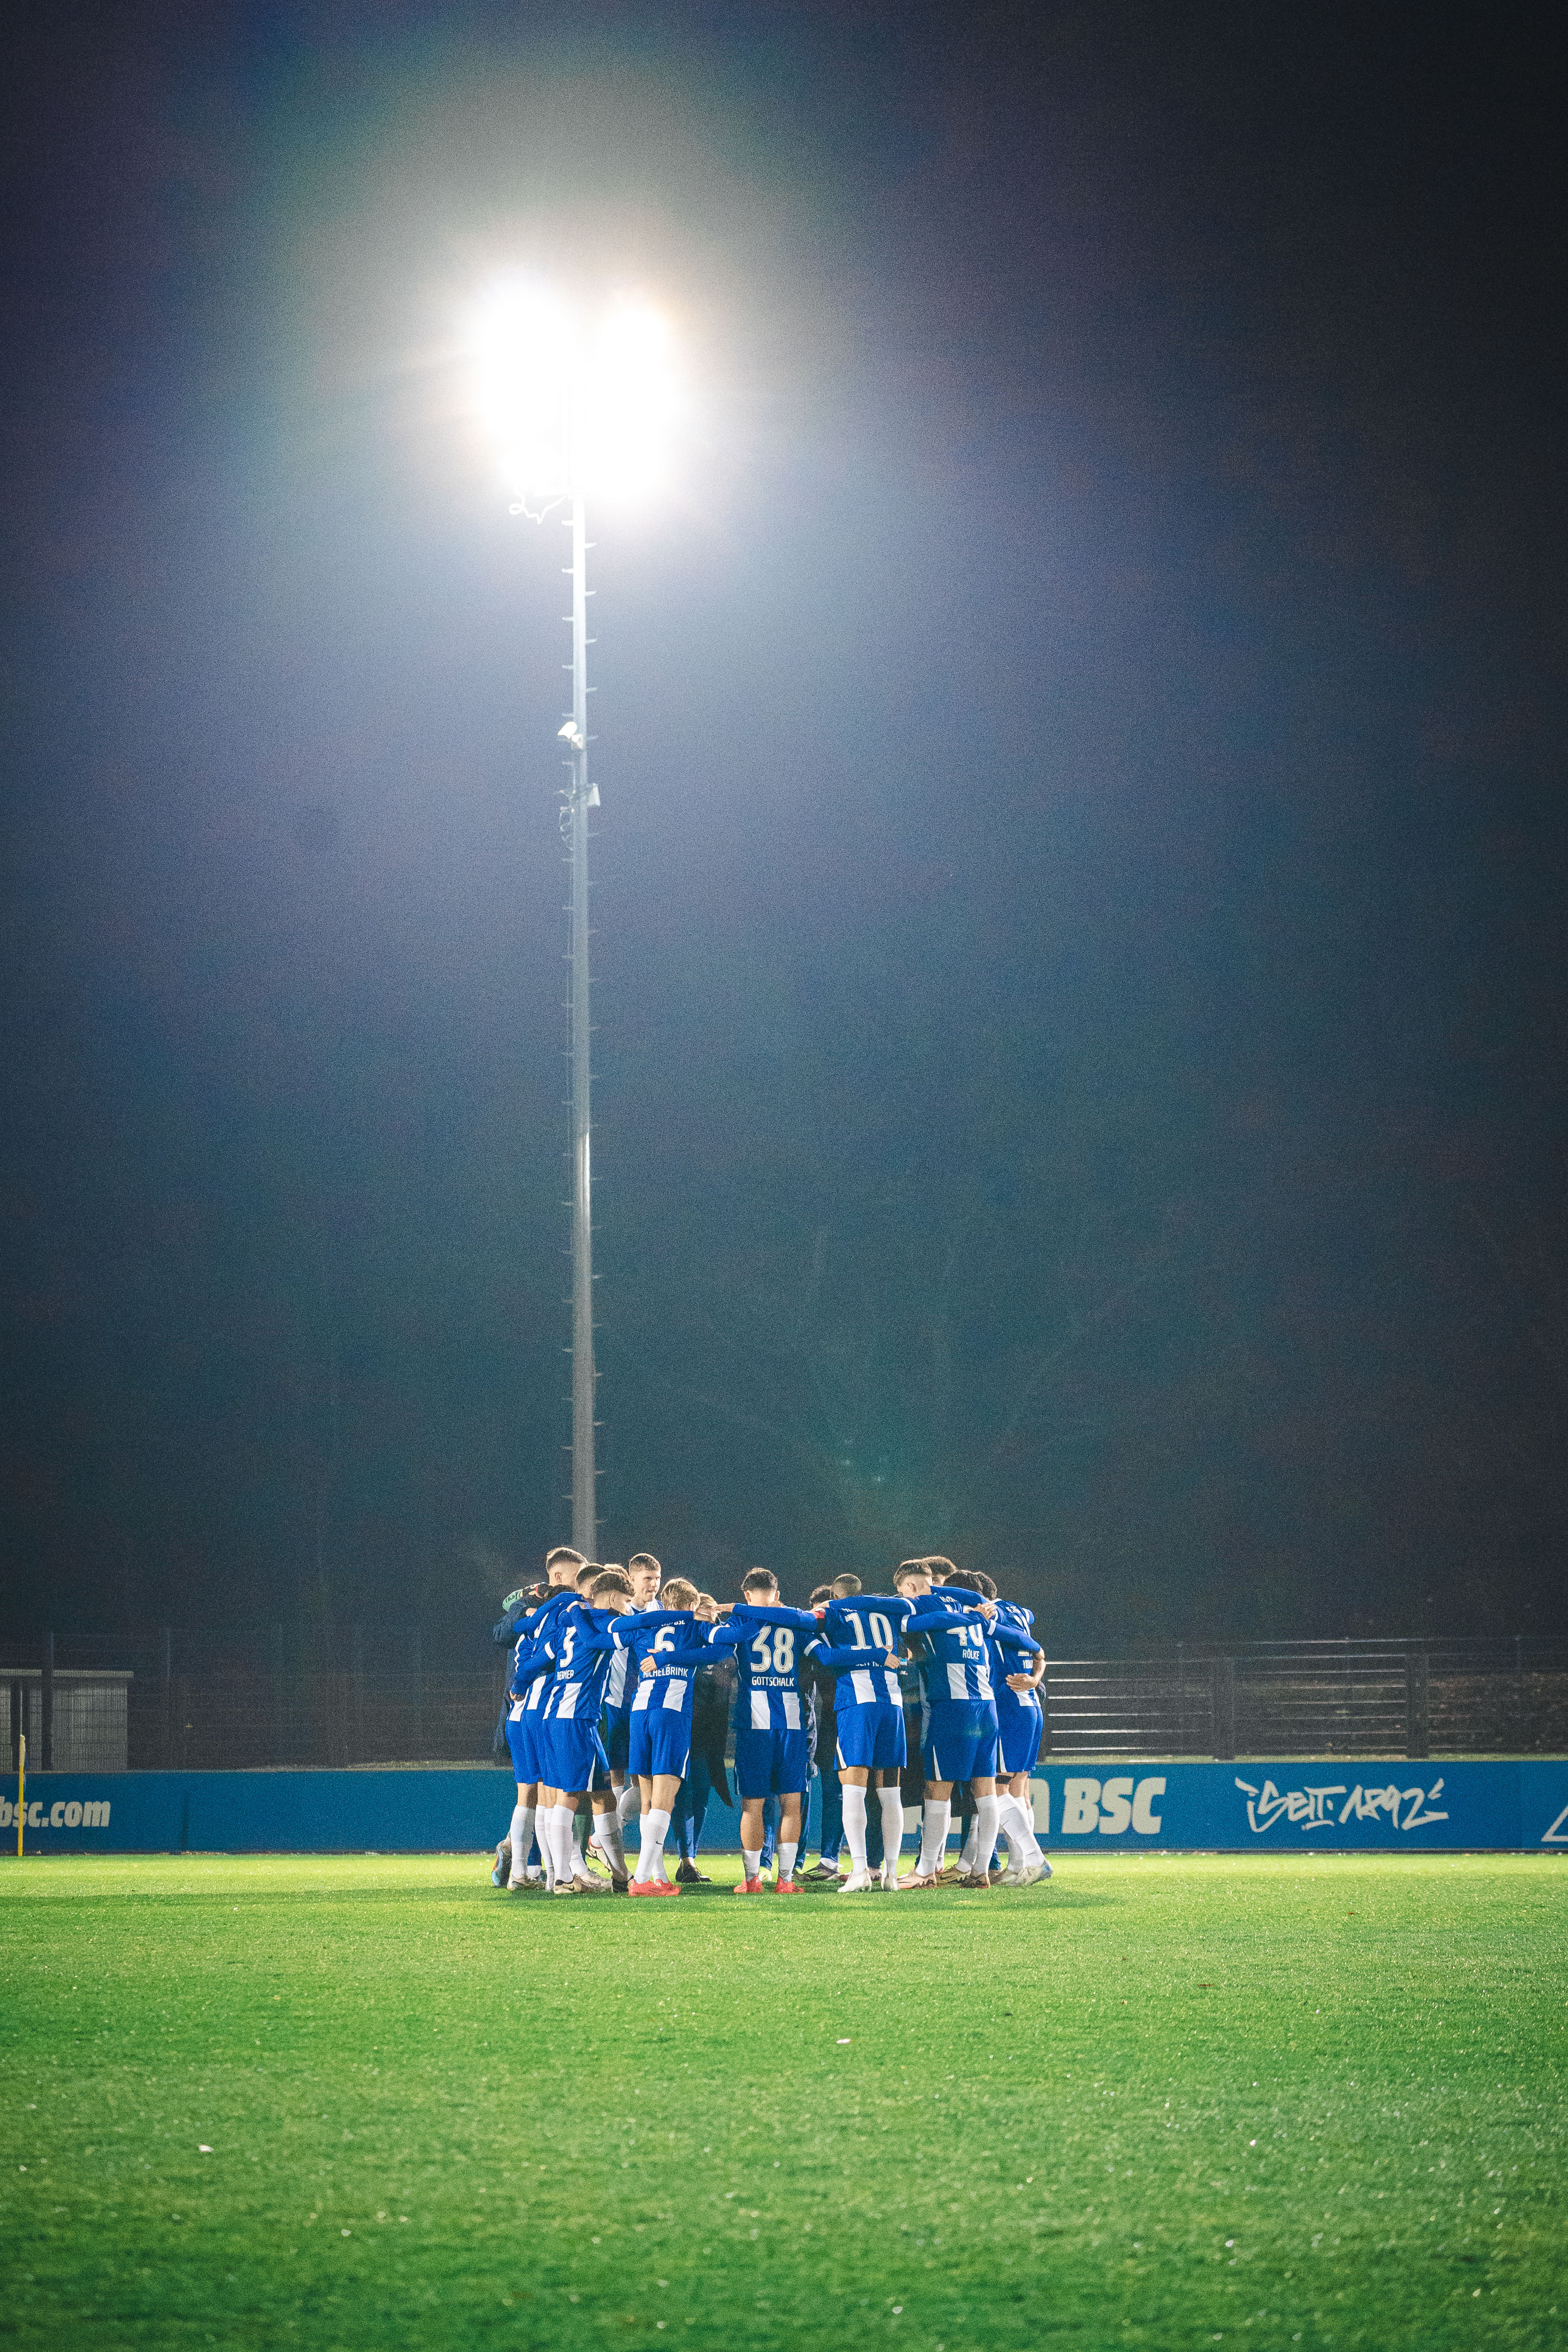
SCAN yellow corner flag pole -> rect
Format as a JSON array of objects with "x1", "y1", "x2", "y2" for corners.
[{"x1": 16, "y1": 1732, "x2": 24, "y2": 1857}]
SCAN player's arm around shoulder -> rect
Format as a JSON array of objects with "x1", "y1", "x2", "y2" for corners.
[
  {"x1": 991, "y1": 1621, "x2": 1043, "y2": 1657},
  {"x1": 903, "y1": 1601, "x2": 984, "y2": 1635},
  {"x1": 804, "y1": 1634, "x2": 876, "y2": 1673},
  {"x1": 731, "y1": 1602, "x2": 821, "y2": 1633}
]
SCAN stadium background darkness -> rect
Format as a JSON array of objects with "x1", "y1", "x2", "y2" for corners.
[{"x1": 1, "y1": 2, "x2": 1563, "y2": 1650}]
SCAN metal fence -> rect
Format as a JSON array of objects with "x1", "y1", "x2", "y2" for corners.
[
  {"x1": 3, "y1": 1629, "x2": 1566, "y2": 1771},
  {"x1": 1039, "y1": 1639, "x2": 1568, "y2": 1760},
  {"x1": 2, "y1": 1627, "x2": 506, "y2": 1774}
]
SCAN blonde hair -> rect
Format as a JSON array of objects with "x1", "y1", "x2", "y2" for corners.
[
  {"x1": 628, "y1": 1552, "x2": 661, "y2": 1577},
  {"x1": 660, "y1": 1577, "x2": 699, "y2": 1610}
]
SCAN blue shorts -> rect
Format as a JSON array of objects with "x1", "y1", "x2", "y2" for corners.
[
  {"x1": 834, "y1": 1704, "x2": 907, "y2": 1774},
  {"x1": 629, "y1": 1706, "x2": 691, "y2": 1782},
  {"x1": 735, "y1": 1724, "x2": 811, "y2": 1799},
  {"x1": 540, "y1": 1717, "x2": 610, "y2": 1795},
  {"x1": 505, "y1": 1711, "x2": 540, "y2": 1785},
  {"x1": 995, "y1": 1697, "x2": 1044, "y2": 1776},
  {"x1": 602, "y1": 1707, "x2": 632, "y2": 1772},
  {"x1": 921, "y1": 1699, "x2": 1000, "y2": 1785}
]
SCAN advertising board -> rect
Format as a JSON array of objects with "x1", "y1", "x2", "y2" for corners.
[{"x1": 4, "y1": 1760, "x2": 1565, "y2": 1855}]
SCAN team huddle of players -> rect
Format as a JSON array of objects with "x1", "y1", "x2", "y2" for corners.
[{"x1": 491, "y1": 1548, "x2": 1054, "y2": 1896}]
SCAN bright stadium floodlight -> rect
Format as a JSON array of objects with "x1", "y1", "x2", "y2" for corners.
[
  {"x1": 470, "y1": 284, "x2": 677, "y2": 503},
  {"x1": 467, "y1": 282, "x2": 678, "y2": 1555}
]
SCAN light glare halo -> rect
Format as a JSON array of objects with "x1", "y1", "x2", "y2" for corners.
[{"x1": 467, "y1": 283, "x2": 678, "y2": 501}]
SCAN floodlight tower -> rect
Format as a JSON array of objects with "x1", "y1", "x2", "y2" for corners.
[
  {"x1": 562, "y1": 483, "x2": 596, "y2": 1558},
  {"x1": 471, "y1": 289, "x2": 674, "y2": 1557}
]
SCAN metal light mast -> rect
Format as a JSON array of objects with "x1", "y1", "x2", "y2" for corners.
[
  {"x1": 564, "y1": 488, "x2": 597, "y2": 1556},
  {"x1": 471, "y1": 282, "x2": 674, "y2": 1566}
]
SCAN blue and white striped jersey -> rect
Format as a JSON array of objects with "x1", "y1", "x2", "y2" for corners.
[
  {"x1": 507, "y1": 1626, "x2": 554, "y2": 1725},
  {"x1": 988, "y1": 1599, "x2": 1043, "y2": 1716},
  {"x1": 805, "y1": 1595, "x2": 916, "y2": 1711},
  {"x1": 507, "y1": 1593, "x2": 582, "y2": 1721},
  {"x1": 610, "y1": 1610, "x2": 718, "y2": 1725},
  {"x1": 602, "y1": 1604, "x2": 655, "y2": 1714},
  {"x1": 905, "y1": 1596, "x2": 996, "y2": 1704},
  {"x1": 507, "y1": 1583, "x2": 579, "y2": 1699},
  {"x1": 541, "y1": 1603, "x2": 621, "y2": 1725},
  {"x1": 727, "y1": 1604, "x2": 818, "y2": 1733}
]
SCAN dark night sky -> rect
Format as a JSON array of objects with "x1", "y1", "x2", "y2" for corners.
[{"x1": 3, "y1": 2, "x2": 1564, "y2": 1646}]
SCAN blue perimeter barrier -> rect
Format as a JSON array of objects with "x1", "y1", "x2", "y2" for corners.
[{"x1": 3, "y1": 1760, "x2": 1567, "y2": 1856}]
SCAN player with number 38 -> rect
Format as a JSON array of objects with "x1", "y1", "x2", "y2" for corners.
[{"x1": 718, "y1": 1569, "x2": 824, "y2": 1894}]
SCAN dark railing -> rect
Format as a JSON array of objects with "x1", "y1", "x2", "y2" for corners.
[
  {"x1": 3, "y1": 1629, "x2": 1565, "y2": 1771},
  {"x1": 1, "y1": 1625, "x2": 509, "y2": 1774},
  {"x1": 1038, "y1": 1638, "x2": 1568, "y2": 1760}
]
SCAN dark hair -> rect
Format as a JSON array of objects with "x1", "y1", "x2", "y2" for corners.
[
  {"x1": 807, "y1": 1584, "x2": 833, "y2": 1606},
  {"x1": 591, "y1": 1568, "x2": 633, "y2": 1598},
  {"x1": 741, "y1": 1568, "x2": 779, "y2": 1596},
  {"x1": 944, "y1": 1569, "x2": 985, "y2": 1595},
  {"x1": 545, "y1": 1545, "x2": 587, "y2": 1571},
  {"x1": 971, "y1": 1572, "x2": 998, "y2": 1600},
  {"x1": 830, "y1": 1573, "x2": 863, "y2": 1597}
]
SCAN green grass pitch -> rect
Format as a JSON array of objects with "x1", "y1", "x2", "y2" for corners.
[{"x1": 2, "y1": 1851, "x2": 1564, "y2": 2350}]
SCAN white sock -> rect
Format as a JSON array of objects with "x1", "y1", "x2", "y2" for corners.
[
  {"x1": 973, "y1": 1793, "x2": 1002, "y2": 1875},
  {"x1": 878, "y1": 1787, "x2": 906, "y2": 1872},
  {"x1": 777, "y1": 1840, "x2": 798, "y2": 1883},
  {"x1": 616, "y1": 1784, "x2": 639, "y2": 1833},
  {"x1": 637, "y1": 1807, "x2": 672, "y2": 1884},
  {"x1": 594, "y1": 1814, "x2": 626, "y2": 1875},
  {"x1": 741, "y1": 1846, "x2": 762, "y2": 1884},
  {"x1": 917, "y1": 1798, "x2": 951, "y2": 1878},
  {"x1": 1003, "y1": 1793, "x2": 1041, "y2": 1864},
  {"x1": 959, "y1": 1816, "x2": 979, "y2": 1872},
  {"x1": 550, "y1": 1806, "x2": 577, "y2": 1883},
  {"x1": 507, "y1": 1803, "x2": 532, "y2": 1881},
  {"x1": 842, "y1": 1784, "x2": 868, "y2": 1869}
]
